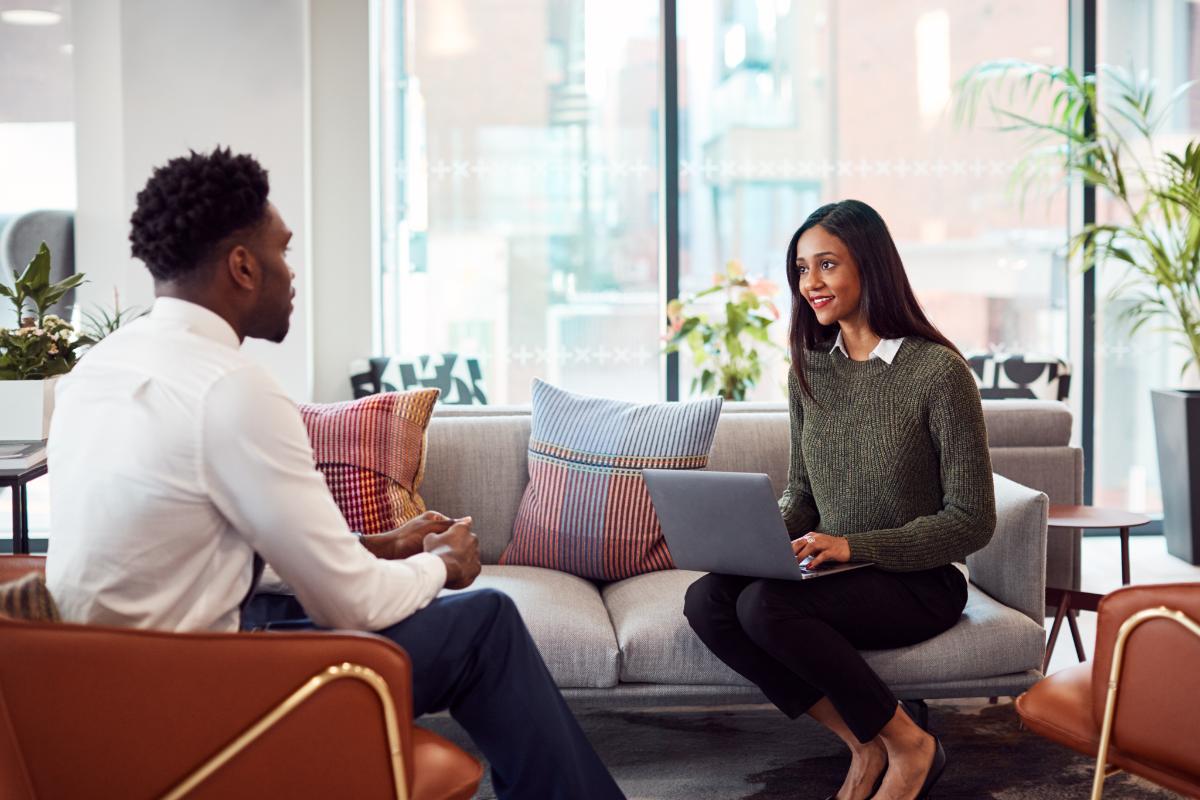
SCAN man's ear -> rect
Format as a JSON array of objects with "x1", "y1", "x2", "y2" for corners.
[{"x1": 224, "y1": 244, "x2": 258, "y2": 291}]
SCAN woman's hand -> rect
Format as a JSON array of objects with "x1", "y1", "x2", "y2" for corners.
[
  {"x1": 791, "y1": 532, "x2": 851, "y2": 569},
  {"x1": 361, "y1": 510, "x2": 457, "y2": 560}
]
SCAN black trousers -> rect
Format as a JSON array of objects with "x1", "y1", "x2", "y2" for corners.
[
  {"x1": 683, "y1": 564, "x2": 967, "y2": 744},
  {"x1": 244, "y1": 589, "x2": 625, "y2": 800}
]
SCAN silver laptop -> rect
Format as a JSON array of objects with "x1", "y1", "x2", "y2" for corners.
[{"x1": 642, "y1": 469, "x2": 872, "y2": 581}]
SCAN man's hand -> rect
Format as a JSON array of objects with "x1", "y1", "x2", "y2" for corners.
[
  {"x1": 791, "y1": 531, "x2": 851, "y2": 570},
  {"x1": 424, "y1": 517, "x2": 481, "y2": 590},
  {"x1": 360, "y1": 510, "x2": 456, "y2": 560}
]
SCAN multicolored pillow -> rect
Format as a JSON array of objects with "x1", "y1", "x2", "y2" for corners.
[
  {"x1": 501, "y1": 380, "x2": 723, "y2": 580},
  {"x1": 0, "y1": 571, "x2": 60, "y2": 622},
  {"x1": 297, "y1": 389, "x2": 440, "y2": 534}
]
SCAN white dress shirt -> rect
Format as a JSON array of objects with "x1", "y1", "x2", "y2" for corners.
[
  {"x1": 46, "y1": 298, "x2": 446, "y2": 633},
  {"x1": 831, "y1": 331, "x2": 905, "y2": 364}
]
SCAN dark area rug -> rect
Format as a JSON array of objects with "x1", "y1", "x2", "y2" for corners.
[{"x1": 420, "y1": 699, "x2": 1183, "y2": 799}]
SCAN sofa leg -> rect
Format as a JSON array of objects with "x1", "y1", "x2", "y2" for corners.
[{"x1": 901, "y1": 699, "x2": 929, "y2": 730}]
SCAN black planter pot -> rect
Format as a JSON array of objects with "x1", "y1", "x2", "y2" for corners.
[{"x1": 1151, "y1": 389, "x2": 1200, "y2": 565}]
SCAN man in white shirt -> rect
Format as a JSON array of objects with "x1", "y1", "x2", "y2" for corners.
[{"x1": 47, "y1": 147, "x2": 623, "y2": 800}]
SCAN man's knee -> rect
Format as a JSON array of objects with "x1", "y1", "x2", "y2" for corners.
[{"x1": 453, "y1": 587, "x2": 519, "y2": 624}]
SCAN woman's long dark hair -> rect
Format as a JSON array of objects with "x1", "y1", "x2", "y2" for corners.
[{"x1": 787, "y1": 199, "x2": 962, "y2": 399}]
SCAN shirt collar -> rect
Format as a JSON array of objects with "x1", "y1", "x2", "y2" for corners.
[
  {"x1": 831, "y1": 331, "x2": 904, "y2": 364},
  {"x1": 149, "y1": 297, "x2": 240, "y2": 350}
]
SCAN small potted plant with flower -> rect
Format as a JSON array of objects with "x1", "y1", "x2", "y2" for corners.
[
  {"x1": 664, "y1": 260, "x2": 784, "y2": 400},
  {"x1": 0, "y1": 242, "x2": 91, "y2": 441}
]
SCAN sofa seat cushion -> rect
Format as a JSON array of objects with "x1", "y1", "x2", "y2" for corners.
[
  {"x1": 604, "y1": 569, "x2": 751, "y2": 685},
  {"x1": 441, "y1": 565, "x2": 619, "y2": 688},
  {"x1": 862, "y1": 583, "x2": 1045, "y2": 684},
  {"x1": 604, "y1": 570, "x2": 1045, "y2": 686}
]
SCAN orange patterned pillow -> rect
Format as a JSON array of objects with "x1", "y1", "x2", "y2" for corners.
[{"x1": 297, "y1": 390, "x2": 440, "y2": 534}]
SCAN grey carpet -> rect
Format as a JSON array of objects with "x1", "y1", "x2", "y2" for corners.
[{"x1": 420, "y1": 699, "x2": 1183, "y2": 799}]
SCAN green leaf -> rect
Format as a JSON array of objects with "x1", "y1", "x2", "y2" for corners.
[{"x1": 19, "y1": 242, "x2": 52, "y2": 289}]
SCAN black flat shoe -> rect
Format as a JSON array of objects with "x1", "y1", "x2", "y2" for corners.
[{"x1": 914, "y1": 736, "x2": 946, "y2": 799}]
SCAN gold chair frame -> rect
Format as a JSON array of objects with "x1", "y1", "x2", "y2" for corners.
[
  {"x1": 160, "y1": 662, "x2": 409, "y2": 800},
  {"x1": 1091, "y1": 606, "x2": 1200, "y2": 800}
]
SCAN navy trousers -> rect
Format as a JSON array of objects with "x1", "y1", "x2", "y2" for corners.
[{"x1": 244, "y1": 589, "x2": 624, "y2": 800}]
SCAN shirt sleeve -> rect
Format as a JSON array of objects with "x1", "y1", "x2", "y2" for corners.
[
  {"x1": 200, "y1": 365, "x2": 446, "y2": 629},
  {"x1": 845, "y1": 357, "x2": 997, "y2": 571},
  {"x1": 778, "y1": 370, "x2": 821, "y2": 537}
]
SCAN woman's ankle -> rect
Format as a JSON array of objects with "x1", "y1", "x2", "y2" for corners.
[{"x1": 878, "y1": 704, "x2": 932, "y2": 755}]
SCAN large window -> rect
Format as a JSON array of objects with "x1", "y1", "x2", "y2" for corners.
[
  {"x1": 1092, "y1": 0, "x2": 1200, "y2": 513},
  {"x1": 676, "y1": 0, "x2": 1070, "y2": 399},
  {"x1": 377, "y1": 0, "x2": 1071, "y2": 405},
  {"x1": 375, "y1": 0, "x2": 662, "y2": 404}
]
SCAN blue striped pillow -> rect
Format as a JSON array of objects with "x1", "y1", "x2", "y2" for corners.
[{"x1": 501, "y1": 380, "x2": 723, "y2": 580}]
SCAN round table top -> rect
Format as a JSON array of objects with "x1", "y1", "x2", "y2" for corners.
[{"x1": 1047, "y1": 504, "x2": 1152, "y2": 529}]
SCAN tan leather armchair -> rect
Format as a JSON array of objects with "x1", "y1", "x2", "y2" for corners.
[
  {"x1": 0, "y1": 556, "x2": 482, "y2": 800},
  {"x1": 1016, "y1": 583, "x2": 1200, "y2": 799}
]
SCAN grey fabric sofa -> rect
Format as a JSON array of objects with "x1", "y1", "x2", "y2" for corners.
[{"x1": 422, "y1": 400, "x2": 1081, "y2": 705}]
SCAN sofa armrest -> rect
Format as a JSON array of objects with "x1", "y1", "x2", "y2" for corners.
[
  {"x1": 966, "y1": 474, "x2": 1048, "y2": 625},
  {"x1": 0, "y1": 618, "x2": 426, "y2": 799}
]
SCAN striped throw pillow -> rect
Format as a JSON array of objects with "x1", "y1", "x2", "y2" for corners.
[
  {"x1": 297, "y1": 390, "x2": 440, "y2": 534},
  {"x1": 0, "y1": 572, "x2": 61, "y2": 622},
  {"x1": 501, "y1": 380, "x2": 723, "y2": 580}
]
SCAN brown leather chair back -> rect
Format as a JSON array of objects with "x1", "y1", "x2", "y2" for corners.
[
  {"x1": 0, "y1": 618, "x2": 418, "y2": 799},
  {"x1": 1092, "y1": 583, "x2": 1200, "y2": 786}
]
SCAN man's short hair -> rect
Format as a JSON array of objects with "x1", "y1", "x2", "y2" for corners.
[{"x1": 129, "y1": 147, "x2": 270, "y2": 282}]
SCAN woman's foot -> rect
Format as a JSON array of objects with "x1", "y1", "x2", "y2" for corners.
[
  {"x1": 875, "y1": 729, "x2": 938, "y2": 800},
  {"x1": 833, "y1": 739, "x2": 887, "y2": 800}
]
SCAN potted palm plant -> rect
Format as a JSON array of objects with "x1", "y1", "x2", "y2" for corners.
[
  {"x1": 0, "y1": 242, "x2": 90, "y2": 441},
  {"x1": 956, "y1": 62, "x2": 1200, "y2": 563}
]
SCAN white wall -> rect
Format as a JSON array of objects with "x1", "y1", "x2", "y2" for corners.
[
  {"x1": 73, "y1": 0, "x2": 374, "y2": 402},
  {"x1": 310, "y1": 0, "x2": 374, "y2": 403}
]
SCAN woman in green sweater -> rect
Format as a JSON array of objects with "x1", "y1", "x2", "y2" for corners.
[{"x1": 684, "y1": 199, "x2": 995, "y2": 800}]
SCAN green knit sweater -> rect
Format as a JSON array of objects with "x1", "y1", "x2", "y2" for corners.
[{"x1": 778, "y1": 336, "x2": 996, "y2": 572}]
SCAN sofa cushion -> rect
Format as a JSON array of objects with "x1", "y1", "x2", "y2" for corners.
[
  {"x1": 501, "y1": 379, "x2": 723, "y2": 581},
  {"x1": 441, "y1": 565, "x2": 620, "y2": 689},
  {"x1": 297, "y1": 389, "x2": 439, "y2": 534},
  {"x1": 603, "y1": 570, "x2": 1045, "y2": 686},
  {"x1": 604, "y1": 569, "x2": 750, "y2": 685}
]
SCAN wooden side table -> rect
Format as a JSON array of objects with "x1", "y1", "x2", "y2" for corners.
[
  {"x1": 1042, "y1": 504, "x2": 1151, "y2": 673},
  {"x1": 1, "y1": 460, "x2": 48, "y2": 555}
]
